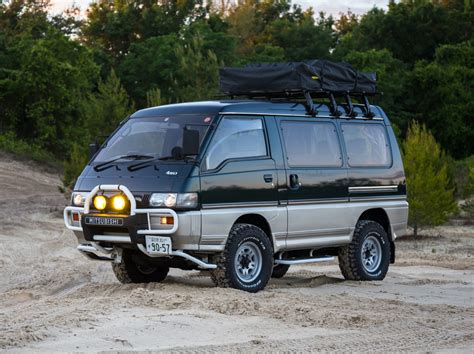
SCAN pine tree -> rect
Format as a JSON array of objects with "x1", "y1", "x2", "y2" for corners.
[
  {"x1": 82, "y1": 69, "x2": 134, "y2": 135},
  {"x1": 62, "y1": 70, "x2": 134, "y2": 189},
  {"x1": 403, "y1": 121, "x2": 457, "y2": 236},
  {"x1": 146, "y1": 87, "x2": 162, "y2": 107},
  {"x1": 63, "y1": 143, "x2": 88, "y2": 189},
  {"x1": 172, "y1": 35, "x2": 220, "y2": 102}
]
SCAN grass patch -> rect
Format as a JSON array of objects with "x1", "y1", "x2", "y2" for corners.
[{"x1": 0, "y1": 133, "x2": 61, "y2": 170}]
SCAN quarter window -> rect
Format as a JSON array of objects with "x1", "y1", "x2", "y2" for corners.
[
  {"x1": 205, "y1": 116, "x2": 267, "y2": 170},
  {"x1": 342, "y1": 123, "x2": 391, "y2": 167},
  {"x1": 281, "y1": 121, "x2": 342, "y2": 167}
]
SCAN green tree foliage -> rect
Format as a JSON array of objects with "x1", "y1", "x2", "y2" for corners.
[
  {"x1": 118, "y1": 34, "x2": 178, "y2": 105},
  {"x1": 0, "y1": 0, "x2": 98, "y2": 157},
  {"x1": 172, "y1": 35, "x2": 220, "y2": 102},
  {"x1": 185, "y1": 15, "x2": 237, "y2": 65},
  {"x1": 62, "y1": 70, "x2": 134, "y2": 188},
  {"x1": 469, "y1": 167, "x2": 474, "y2": 195},
  {"x1": 406, "y1": 42, "x2": 474, "y2": 159},
  {"x1": 63, "y1": 143, "x2": 88, "y2": 189},
  {"x1": 81, "y1": 69, "x2": 134, "y2": 139},
  {"x1": 227, "y1": 0, "x2": 334, "y2": 64},
  {"x1": 146, "y1": 87, "x2": 162, "y2": 107},
  {"x1": 403, "y1": 121, "x2": 457, "y2": 236},
  {"x1": 343, "y1": 49, "x2": 408, "y2": 123},
  {"x1": 335, "y1": 0, "x2": 473, "y2": 63},
  {"x1": 82, "y1": 0, "x2": 207, "y2": 64},
  {"x1": 0, "y1": 0, "x2": 472, "y2": 198}
]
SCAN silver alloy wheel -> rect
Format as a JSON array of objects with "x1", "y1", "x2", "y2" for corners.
[
  {"x1": 361, "y1": 235, "x2": 382, "y2": 272},
  {"x1": 234, "y1": 241, "x2": 262, "y2": 283}
]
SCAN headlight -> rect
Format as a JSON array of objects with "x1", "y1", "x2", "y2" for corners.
[
  {"x1": 150, "y1": 193, "x2": 198, "y2": 208},
  {"x1": 177, "y1": 193, "x2": 198, "y2": 208},
  {"x1": 72, "y1": 192, "x2": 87, "y2": 206}
]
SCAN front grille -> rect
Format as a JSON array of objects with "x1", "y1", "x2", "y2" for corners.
[
  {"x1": 141, "y1": 194, "x2": 151, "y2": 207},
  {"x1": 131, "y1": 193, "x2": 151, "y2": 208}
]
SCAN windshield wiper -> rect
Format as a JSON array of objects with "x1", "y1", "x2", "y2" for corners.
[
  {"x1": 94, "y1": 154, "x2": 154, "y2": 172},
  {"x1": 127, "y1": 155, "x2": 195, "y2": 171}
]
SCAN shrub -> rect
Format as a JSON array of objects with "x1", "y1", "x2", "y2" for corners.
[
  {"x1": 0, "y1": 133, "x2": 58, "y2": 166},
  {"x1": 403, "y1": 121, "x2": 457, "y2": 236}
]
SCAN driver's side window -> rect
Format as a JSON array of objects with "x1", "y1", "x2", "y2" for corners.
[{"x1": 204, "y1": 116, "x2": 267, "y2": 170}]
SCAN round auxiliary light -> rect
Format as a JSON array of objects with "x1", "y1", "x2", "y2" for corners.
[
  {"x1": 93, "y1": 195, "x2": 107, "y2": 211},
  {"x1": 112, "y1": 195, "x2": 126, "y2": 211}
]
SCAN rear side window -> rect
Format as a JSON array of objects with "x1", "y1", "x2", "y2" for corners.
[
  {"x1": 342, "y1": 123, "x2": 392, "y2": 167},
  {"x1": 281, "y1": 121, "x2": 342, "y2": 167},
  {"x1": 205, "y1": 116, "x2": 267, "y2": 170}
]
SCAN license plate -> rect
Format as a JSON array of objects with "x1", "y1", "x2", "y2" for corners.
[
  {"x1": 145, "y1": 236, "x2": 172, "y2": 255},
  {"x1": 84, "y1": 216, "x2": 124, "y2": 226}
]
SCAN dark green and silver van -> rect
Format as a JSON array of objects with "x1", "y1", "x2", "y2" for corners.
[{"x1": 64, "y1": 98, "x2": 408, "y2": 292}]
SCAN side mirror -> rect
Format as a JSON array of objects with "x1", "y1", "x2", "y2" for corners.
[
  {"x1": 182, "y1": 129, "x2": 200, "y2": 156},
  {"x1": 88, "y1": 142, "x2": 100, "y2": 159}
]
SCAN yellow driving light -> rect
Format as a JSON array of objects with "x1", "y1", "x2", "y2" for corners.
[
  {"x1": 93, "y1": 195, "x2": 107, "y2": 210},
  {"x1": 111, "y1": 195, "x2": 126, "y2": 211}
]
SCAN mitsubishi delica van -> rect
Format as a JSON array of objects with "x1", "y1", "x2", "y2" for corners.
[{"x1": 64, "y1": 61, "x2": 408, "y2": 292}]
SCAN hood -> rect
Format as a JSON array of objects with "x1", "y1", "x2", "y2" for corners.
[{"x1": 74, "y1": 161, "x2": 198, "y2": 193}]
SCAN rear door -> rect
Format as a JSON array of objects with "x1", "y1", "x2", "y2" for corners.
[
  {"x1": 340, "y1": 121, "x2": 401, "y2": 200},
  {"x1": 277, "y1": 117, "x2": 351, "y2": 249}
]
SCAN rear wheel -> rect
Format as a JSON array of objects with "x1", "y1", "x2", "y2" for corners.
[
  {"x1": 112, "y1": 250, "x2": 169, "y2": 284},
  {"x1": 271, "y1": 264, "x2": 290, "y2": 278},
  {"x1": 338, "y1": 220, "x2": 390, "y2": 281},
  {"x1": 210, "y1": 223, "x2": 273, "y2": 292}
]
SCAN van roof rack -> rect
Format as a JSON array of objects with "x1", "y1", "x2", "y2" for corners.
[{"x1": 219, "y1": 60, "x2": 378, "y2": 118}]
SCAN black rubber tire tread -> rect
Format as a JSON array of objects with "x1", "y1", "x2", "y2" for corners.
[
  {"x1": 112, "y1": 250, "x2": 169, "y2": 284},
  {"x1": 338, "y1": 220, "x2": 391, "y2": 281},
  {"x1": 210, "y1": 223, "x2": 273, "y2": 292},
  {"x1": 271, "y1": 264, "x2": 290, "y2": 278}
]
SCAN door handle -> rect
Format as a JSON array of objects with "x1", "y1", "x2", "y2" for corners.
[
  {"x1": 263, "y1": 174, "x2": 273, "y2": 183},
  {"x1": 289, "y1": 174, "x2": 301, "y2": 190}
]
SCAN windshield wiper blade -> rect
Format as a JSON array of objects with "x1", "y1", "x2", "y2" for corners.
[
  {"x1": 127, "y1": 155, "x2": 196, "y2": 171},
  {"x1": 94, "y1": 154, "x2": 154, "y2": 171}
]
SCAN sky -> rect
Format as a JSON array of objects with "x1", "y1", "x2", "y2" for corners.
[{"x1": 49, "y1": 0, "x2": 390, "y2": 16}]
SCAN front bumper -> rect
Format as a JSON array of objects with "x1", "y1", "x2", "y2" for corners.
[{"x1": 64, "y1": 184, "x2": 216, "y2": 269}]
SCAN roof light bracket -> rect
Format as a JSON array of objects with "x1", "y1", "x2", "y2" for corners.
[
  {"x1": 328, "y1": 93, "x2": 341, "y2": 117},
  {"x1": 344, "y1": 94, "x2": 357, "y2": 118},
  {"x1": 303, "y1": 91, "x2": 318, "y2": 117},
  {"x1": 362, "y1": 94, "x2": 375, "y2": 119}
]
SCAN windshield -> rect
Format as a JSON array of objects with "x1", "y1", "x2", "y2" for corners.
[{"x1": 93, "y1": 114, "x2": 213, "y2": 163}]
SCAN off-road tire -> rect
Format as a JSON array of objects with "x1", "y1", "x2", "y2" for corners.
[
  {"x1": 210, "y1": 223, "x2": 273, "y2": 292},
  {"x1": 271, "y1": 264, "x2": 290, "y2": 278},
  {"x1": 112, "y1": 250, "x2": 169, "y2": 284},
  {"x1": 338, "y1": 220, "x2": 390, "y2": 281}
]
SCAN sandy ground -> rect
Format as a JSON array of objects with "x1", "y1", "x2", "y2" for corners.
[{"x1": 0, "y1": 153, "x2": 473, "y2": 352}]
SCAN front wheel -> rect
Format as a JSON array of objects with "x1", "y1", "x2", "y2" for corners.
[
  {"x1": 112, "y1": 250, "x2": 169, "y2": 284},
  {"x1": 210, "y1": 223, "x2": 273, "y2": 292},
  {"x1": 338, "y1": 220, "x2": 390, "y2": 281}
]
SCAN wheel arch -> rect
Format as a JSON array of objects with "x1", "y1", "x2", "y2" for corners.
[
  {"x1": 234, "y1": 213, "x2": 274, "y2": 249},
  {"x1": 357, "y1": 207, "x2": 395, "y2": 263}
]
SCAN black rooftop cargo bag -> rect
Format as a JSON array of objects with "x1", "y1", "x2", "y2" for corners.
[{"x1": 219, "y1": 60, "x2": 376, "y2": 95}]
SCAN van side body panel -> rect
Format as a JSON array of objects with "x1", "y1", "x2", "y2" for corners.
[{"x1": 195, "y1": 105, "x2": 407, "y2": 253}]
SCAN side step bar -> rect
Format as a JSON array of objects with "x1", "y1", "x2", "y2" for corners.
[{"x1": 275, "y1": 255, "x2": 334, "y2": 265}]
